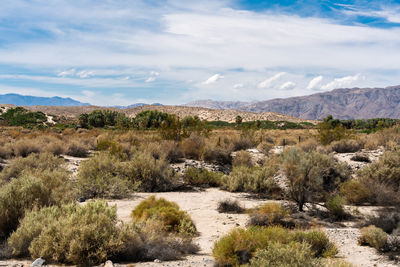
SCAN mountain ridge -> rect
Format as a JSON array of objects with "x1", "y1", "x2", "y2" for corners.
[
  {"x1": 186, "y1": 86, "x2": 400, "y2": 120},
  {"x1": 0, "y1": 94, "x2": 90, "y2": 106}
]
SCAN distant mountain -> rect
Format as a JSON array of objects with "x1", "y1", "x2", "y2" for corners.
[
  {"x1": 0, "y1": 94, "x2": 90, "y2": 106},
  {"x1": 114, "y1": 103, "x2": 163, "y2": 109},
  {"x1": 186, "y1": 86, "x2": 400, "y2": 120}
]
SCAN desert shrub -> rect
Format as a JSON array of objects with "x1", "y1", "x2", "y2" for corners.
[
  {"x1": 118, "y1": 219, "x2": 199, "y2": 262},
  {"x1": 232, "y1": 134, "x2": 255, "y2": 151},
  {"x1": 365, "y1": 211, "x2": 400, "y2": 234},
  {"x1": 12, "y1": 139, "x2": 41, "y2": 157},
  {"x1": 202, "y1": 144, "x2": 233, "y2": 165},
  {"x1": 329, "y1": 139, "x2": 364, "y2": 153},
  {"x1": 9, "y1": 201, "x2": 199, "y2": 264},
  {"x1": 325, "y1": 195, "x2": 346, "y2": 220},
  {"x1": 0, "y1": 143, "x2": 13, "y2": 159},
  {"x1": 383, "y1": 235, "x2": 400, "y2": 253},
  {"x1": 0, "y1": 240, "x2": 12, "y2": 259},
  {"x1": 221, "y1": 165, "x2": 279, "y2": 194},
  {"x1": 292, "y1": 230, "x2": 338, "y2": 257},
  {"x1": 232, "y1": 150, "x2": 253, "y2": 167},
  {"x1": 217, "y1": 199, "x2": 244, "y2": 214},
  {"x1": 131, "y1": 196, "x2": 197, "y2": 237},
  {"x1": 123, "y1": 151, "x2": 175, "y2": 192},
  {"x1": 212, "y1": 226, "x2": 336, "y2": 266},
  {"x1": 340, "y1": 179, "x2": 371, "y2": 205},
  {"x1": 350, "y1": 153, "x2": 371, "y2": 163},
  {"x1": 281, "y1": 148, "x2": 350, "y2": 211},
  {"x1": 249, "y1": 242, "x2": 321, "y2": 267},
  {"x1": 0, "y1": 152, "x2": 65, "y2": 183},
  {"x1": 146, "y1": 140, "x2": 184, "y2": 163},
  {"x1": 183, "y1": 167, "x2": 222, "y2": 187},
  {"x1": 77, "y1": 153, "x2": 131, "y2": 199},
  {"x1": 359, "y1": 151, "x2": 400, "y2": 188},
  {"x1": 297, "y1": 138, "x2": 319, "y2": 152},
  {"x1": 181, "y1": 134, "x2": 205, "y2": 160},
  {"x1": 0, "y1": 176, "x2": 58, "y2": 238},
  {"x1": 66, "y1": 140, "x2": 89, "y2": 157},
  {"x1": 257, "y1": 142, "x2": 274, "y2": 155},
  {"x1": 248, "y1": 203, "x2": 289, "y2": 227},
  {"x1": 10, "y1": 201, "x2": 122, "y2": 266},
  {"x1": 78, "y1": 151, "x2": 174, "y2": 198},
  {"x1": 42, "y1": 140, "x2": 65, "y2": 155},
  {"x1": 359, "y1": 225, "x2": 388, "y2": 250}
]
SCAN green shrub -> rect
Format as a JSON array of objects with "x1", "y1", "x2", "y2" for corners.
[
  {"x1": 281, "y1": 148, "x2": 350, "y2": 211},
  {"x1": 340, "y1": 179, "x2": 371, "y2": 205},
  {"x1": 77, "y1": 152, "x2": 131, "y2": 199},
  {"x1": 292, "y1": 230, "x2": 338, "y2": 258},
  {"x1": 183, "y1": 167, "x2": 222, "y2": 187},
  {"x1": 359, "y1": 225, "x2": 388, "y2": 250},
  {"x1": 78, "y1": 151, "x2": 174, "y2": 198},
  {"x1": 0, "y1": 176, "x2": 55, "y2": 239},
  {"x1": 325, "y1": 195, "x2": 346, "y2": 220},
  {"x1": 248, "y1": 203, "x2": 289, "y2": 227},
  {"x1": 0, "y1": 152, "x2": 65, "y2": 183},
  {"x1": 249, "y1": 242, "x2": 322, "y2": 267},
  {"x1": 212, "y1": 227, "x2": 336, "y2": 266},
  {"x1": 9, "y1": 201, "x2": 199, "y2": 265},
  {"x1": 222, "y1": 166, "x2": 279, "y2": 194},
  {"x1": 131, "y1": 196, "x2": 197, "y2": 237},
  {"x1": 329, "y1": 139, "x2": 364, "y2": 153}
]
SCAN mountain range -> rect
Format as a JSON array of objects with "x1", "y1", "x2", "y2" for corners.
[
  {"x1": 0, "y1": 94, "x2": 90, "y2": 106},
  {"x1": 186, "y1": 86, "x2": 400, "y2": 120},
  {"x1": 2, "y1": 85, "x2": 400, "y2": 120}
]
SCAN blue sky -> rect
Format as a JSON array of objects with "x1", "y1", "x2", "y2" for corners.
[{"x1": 0, "y1": 0, "x2": 400, "y2": 105}]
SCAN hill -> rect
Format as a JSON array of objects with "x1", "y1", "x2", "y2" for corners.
[{"x1": 186, "y1": 86, "x2": 400, "y2": 120}]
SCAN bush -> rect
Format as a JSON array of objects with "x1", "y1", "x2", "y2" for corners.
[
  {"x1": 232, "y1": 150, "x2": 253, "y2": 167},
  {"x1": 0, "y1": 152, "x2": 65, "y2": 183},
  {"x1": 221, "y1": 165, "x2": 279, "y2": 194},
  {"x1": 12, "y1": 139, "x2": 41, "y2": 157},
  {"x1": 340, "y1": 179, "x2": 371, "y2": 205},
  {"x1": 183, "y1": 167, "x2": 222, "y2": 187},
  {"x1": 9, "y1": 201, "x2": 199, "y2": 265},
  {"x1": 77, "y1": 152, "x2": 131, "y2": 199},
  {"x1": 281, "y1": 148, "x2": 350, "y2": 211},
  {"x1": 365, "y1": 211, "x2": 400, "y2": 234},
  {"x1": 325, "y1": 195, "x2": 347, "y2": 220},
  {"x1": 217, "y1": 199, "x2": 244, "y2": 214},
  {"x1": 78, "y1": 151, "x2": 175, "y2": 198},
  {"x1": 131, "y1": 196, "x2": 197, "y2": 237},
  {"x1": 329, "y1": 139, "x2": 364, "y2": 153},
  {"x1": 202, "y1": 144, "x2": 233, "y2": 165},
  {"x1": 232, "y1": 134, "x2": 255, "y2": 151},
  {"x1": 181, "y1": 134, "x2": 205, "y2": 160},
  {"x1": 257, "y1": 142, "x2": 274, "y2": 155},
  {"x1": 0, "y1": 175, "x2": 70, "y2": 239},
  {"x1": 66, "y1": 141, "x2": 89, "y2": 157},
  {"x1": 248, "y1": 203, "x2": 289, "y2": 227},
  {"x1": 359, "y1": 225, "x2": 388, "y2": 250},
  {"x1": 383, "y1": 235, "x2": 400, "y2": 253},
  {"x1": 212, "y1": 226, "x2": 336, "y2": 266},
  {"x1": 249, "y1": 242, "x2": 321, "y2": 267}
]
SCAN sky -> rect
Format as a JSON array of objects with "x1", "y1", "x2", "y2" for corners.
[{"x1": 0, "y1": 0, "x2": 400, "y2": 106}]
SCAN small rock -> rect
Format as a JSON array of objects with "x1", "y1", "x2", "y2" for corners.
[
  {"x1": 154, "y1": 259, "x2": 162, "y2": 263},
  {"x1": 104, "y1": 260, "x2": 113, "y2": 267},
  {"x1": 31, "y1": 258, "x2": 46, "y2": 267}
]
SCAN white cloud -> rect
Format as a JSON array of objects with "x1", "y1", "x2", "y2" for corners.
[
  {"x1": 202, "y1": 74, "x2": 224, "y2": 85},
  {"x1": 150, "y1": 71, "x2": 160, "y2": 76},
  {"x1": 321, "y1": 74, "x2": 361, "y2": 90},
  {"x1": 306, "y1": 75, "x2": 323, "y2": 90},
  {"x1": 280, "y1": 81, "x2": 296, "y2": 90},
  {"x1": 343, "y1": 8, "x2": 400, "y2": 23},
  {"x1": 82, "y1": 90, "x2": 95, "y2": 97},
  {"x1": 145, "y1": 77, "x2": 156, "y2": 83},
  {"x1": 77, "y1": 70, "x2": 94, "y2": 78},
  {"x1": 258, "y1": 72, "x2": 285, "y2": 88},
  {"x1": 233, "y1": 83, "x2": 244, "y2": 89},
  {"x1": 57, "y1": 68, "x2": 76, "y2": 77}
]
